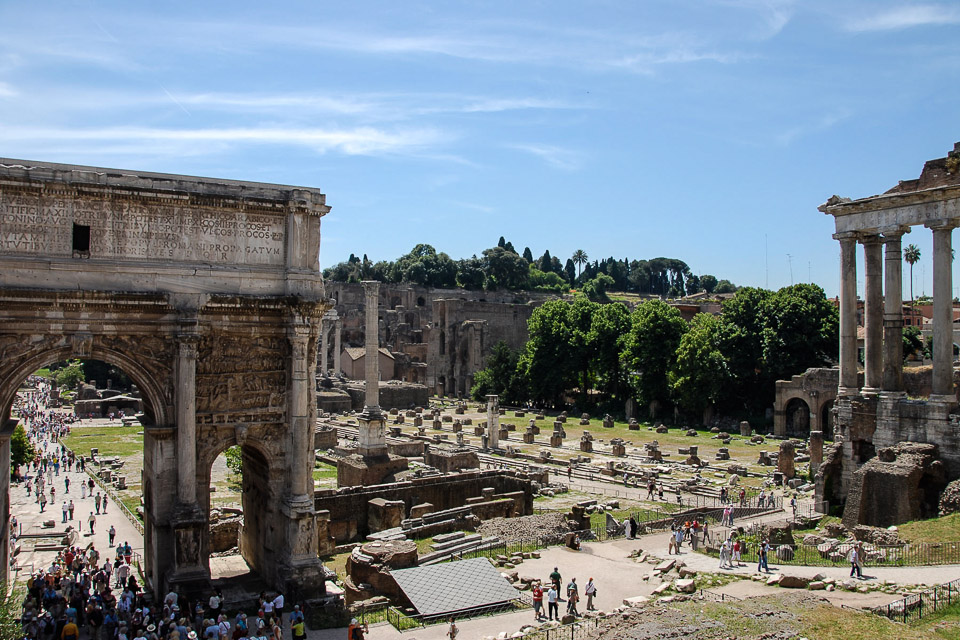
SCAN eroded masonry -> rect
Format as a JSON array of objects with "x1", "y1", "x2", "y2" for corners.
[{"x1": 0, "y1": 158, "x2": 331, "y2": 595}]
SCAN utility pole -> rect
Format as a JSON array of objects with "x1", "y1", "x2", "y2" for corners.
[{"x1": 787, "y1": 253, "x2": 794, "y2": 285}]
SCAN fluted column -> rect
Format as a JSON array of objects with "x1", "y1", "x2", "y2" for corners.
[
  {"x1": 882, "y1": 230, "x2": 906, "y2": 393},
  {"x1": 929, "y1": 222, "x2": 956, "y2": 400},
  {"x1": 835, "y1": 232, "x2": 860, "y2": 396},
  {"x1": 175, "y1": 334, "x2": 199, "y2": 505},
  {"x1": 861, "y1": 235, "x2": 883, "y2": 395}
]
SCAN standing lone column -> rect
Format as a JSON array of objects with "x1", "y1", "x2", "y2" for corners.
[
  {"x1": 882, "y1": 230, "x2": 906, "y2": 393},
  {"x1": 176, "y1": 334, "x2": 199, "y2": 505},
  {"x1": 835, "y1": 232, "x2": 860, "y2": 396},
  {"x1": 487, "y1": 395, "x2": 500, "y2": 450},
  {"x1": 861, "y1": 235, "x2": 883, "y2": 394},
  {"x1": 358, "y1": 281, "x2": 386, "y2": 456},
  {"x1": 929, "y1": 223, "x2": 955, "y2": 400}
]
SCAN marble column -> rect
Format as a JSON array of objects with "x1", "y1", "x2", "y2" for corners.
[
  {"x1": 175, "y1": 334, "x2": 199, "y2": 505},
  {"x1": 287, "y1": 328, "x2": 313, "y2": 499},
  {"x1": 487, "y1": 395, "x2": 500, "y2": 450},
  {"x1": 882, "y1": 230, "x2": 906, "y2": 393},
  {"x1": 835, "y1": 232, "x2": 860, "y2": 395},
  {"x1": 929, "y1": 223, "x2": 955, "y2": 400},
  {"x1": 358, "y1": 282, "x2": 386, "y2": 456},
  {"x1": 333, "y1": 319, "x2": 342, "y2": 376},
  {"x1": 861, "y1": 235, "x2": 883, "y2": 395},
  {"x1": 319, "y1": 318, "x2": 328, "y2": 375}
]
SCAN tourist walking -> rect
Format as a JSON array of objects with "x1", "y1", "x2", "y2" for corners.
[
  {"x1": 719, "y1": 537, "x2": 733, "y2": 569},
  {"x1": 68, "y1": 499, "x2": 75, "y2": 520},
  {"x1": 849, "y1": 544, "x2": 862, "y2": 578},
  {"x1": 446, "y1": 617, "x2": 458, "y2": 639},
  {"x1": 88, "y1": 512, "x2": 96, "y2": 535},
  {"x1": 547, "y1": 584, "x2": 559, "y2": 621},
  {"x1": 62, "y1": 501, "x2": 69, "y2": 523},
  {"x1": 584, "y1": 577, "x2": 597, "y2": 611},
  {"x1": 565, "y1": 578, "x2": 579, "y2": 617},
  {"x1": 532, "y1": 582, "x2": 544, "y2": 621},
  {"x1": 758, "y1": 539, "x2": 770, "y2": 572},
  {"x1": 109, "y1": 525, "x2": 117, "y2": 546},
  {"x1": 95, "y1": 492, "x2": 102, "y2": 514}
]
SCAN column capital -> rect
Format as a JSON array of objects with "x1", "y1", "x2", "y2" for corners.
[
  {"x1": 880, "y1": 226, "x2": 911, "y2": 241},
  {"x1": 857, "y1": 233, "x2": 883, "y2": 246},
  {"x1": 176, "y1": 334, "x2": 200, "y2": 358},
  {"x1": 925, "y1": 220, "x2": 959, "y2": 231},
  {"x1": 362, "y1": 280, "x2": 380, "y2": 295},
  {"x1": 832, "y1": 231, "x2": 859, "y2": 242}
]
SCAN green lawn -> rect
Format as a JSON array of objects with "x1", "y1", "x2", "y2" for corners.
[
  {"x1": 898, "y1": 513, "x2": 960, "y2": 543},
  {"x1": 61, "y1": 424, "x2": 144, "y2": 459}
]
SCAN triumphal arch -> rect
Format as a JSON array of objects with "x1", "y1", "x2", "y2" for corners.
[{"x1": 0, "y1": 158, "x2": 331, "y2": 595}]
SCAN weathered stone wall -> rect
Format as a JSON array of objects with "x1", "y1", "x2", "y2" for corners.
[
  {"x1": 315, "y1": 469, "x2": 536, "y2": 543},
  {"x1": 326, "y1": 282, "x2": 550, "y2": 398}
]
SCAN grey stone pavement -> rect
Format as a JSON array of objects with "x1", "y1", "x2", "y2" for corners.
[{"x1": 11, "y1": 429, "x2": 145, "y2": 583}]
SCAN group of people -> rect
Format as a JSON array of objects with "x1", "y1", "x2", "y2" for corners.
[
  {"x1": 665, "y1": 518, "x2": 709, "y2": 555},
  {"x1": 531, "y1": 567, "x2": 598, "y2": 622}
]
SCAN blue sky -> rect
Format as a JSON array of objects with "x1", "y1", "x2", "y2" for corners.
[{"x1": 0, "y1": 1, "x2": 958, "y2": 298}]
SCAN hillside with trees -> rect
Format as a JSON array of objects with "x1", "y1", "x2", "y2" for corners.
[{"x1": 323, "y1": 237, "x2": 737, "y2": 296}]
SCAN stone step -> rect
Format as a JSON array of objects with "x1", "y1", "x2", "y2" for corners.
[
  {"x1": 419, "y1": 536, "x2": 500, "y2": 565},
  {"x1": 431, "y1": 533, "x2": 481, "y2": 551},
  {"x1": 432, "y1": 531, "x2": 465, "y2": 544}
]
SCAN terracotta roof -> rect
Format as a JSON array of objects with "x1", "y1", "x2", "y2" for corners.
[
  {"x1": 885, "y1": 142, "x2": 960, "y2": 195},
  {"x1": 342, "y1": 347, "x2": 394, "y2": 361}
]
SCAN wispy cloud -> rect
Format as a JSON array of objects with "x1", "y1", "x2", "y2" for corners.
[
  {"x1": 0, "y1": 81, "x2": 16, "y2": 98},
  {"x1": 508, "y1": 143, "x2": 582, "y2": 170},
  {"x1": 713, "y1": 0, "x2": 796, "y2": 39},
  {"x1": 0, "y1": 125, "x2": 446, "y2": 157},
  {"x1": 774, "y1": 109, "x2": 852, "y2": 146},
  {"x1": 845, "y1": 4, "x2": 960, "y2": 32}
]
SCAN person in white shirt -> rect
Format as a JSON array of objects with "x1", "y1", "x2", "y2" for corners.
[{"x1": 272, "y1": 592, "x2": 284, "y2": 620}]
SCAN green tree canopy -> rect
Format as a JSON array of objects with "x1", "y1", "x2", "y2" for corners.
[
  {"x1": 622, "y1": 300, "x2": 688, "y2": 417},
  {"x1": 10, "y1": 424, "x2": 32, "y2": 467},
  {"x1": 670, "y1": 313, "x2": 727, "y2": 419},
  {"x1": 53, "y1": 360, "x2": 85, "y2": 389}
]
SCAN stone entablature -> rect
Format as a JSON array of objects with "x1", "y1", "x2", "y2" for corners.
[{"x1": 0, "y1": 158, "x2": 329, "y2": 298}]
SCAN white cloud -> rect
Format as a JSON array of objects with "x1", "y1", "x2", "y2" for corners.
[
  {"x1": 508, "y1": 143, "x2": 581, "y2": 170},
  {"x1": 0, "y1": 81, "x2": 16, "y2": 98},
  {"x1": 845, "y1": 4, "x2": 960, "y2": 32},
  {"x1": 0, "y1": 125, "x2": 446, "y2": 157}
]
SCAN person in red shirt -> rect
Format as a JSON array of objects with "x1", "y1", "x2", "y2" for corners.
[{"x1": 532, "y1": 583, "x2": 544, "y2": 621}]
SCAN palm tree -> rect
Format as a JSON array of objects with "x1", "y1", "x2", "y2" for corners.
[
  {"x1": 904, "y1": 244, "x2": 921, "y2": 305},
  {"x1": 572, "y1": 249, "x2": 588, "y2": 280}
]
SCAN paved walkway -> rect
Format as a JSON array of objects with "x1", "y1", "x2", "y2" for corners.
[{"x1": 11, "y1": 432, "x2": 145, "y2": 585}]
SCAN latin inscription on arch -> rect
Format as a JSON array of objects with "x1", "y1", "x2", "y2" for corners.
[{"x1": 0, "y1": 190, "x2": 285, "y2": 266}]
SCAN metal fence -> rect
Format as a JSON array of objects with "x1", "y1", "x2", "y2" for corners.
[
  {"x1": 874, "y1": 577, "x2": 960, "y2": 624},
  {"x1": 516, "y1": 616, "x2": 601, "y2": 640},
  {"x1": 702, "y1": 533, "x2": 960, "y2": 568}
]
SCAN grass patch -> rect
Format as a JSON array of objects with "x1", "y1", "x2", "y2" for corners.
[
  {"x1": 898, "y1": 513, "x2": 960, "y2": 543},
  {"x1": 61, "y1": 424, "x2": 144, "y2": 459},
  {"x1": 915, "y1": 602, "x2": 960, "y2": 639},
  {"x1": 32, "y1": 368, "x2": 51, "y2": 378},
  {"x1": 799, "y1": 601, "x2": 936, "y2": 640},
  {"x1": 313, "y1": 461, "x2": 338, "y2": 481},
  {"x1": 321, "y1": 551, "x2": 351, "y2": 580},
  {"x1": 119, "y1": 495, "x2": 142, "y2": 519}
]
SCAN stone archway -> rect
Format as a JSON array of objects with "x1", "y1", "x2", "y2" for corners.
[
  {"x1": 0, "y1": 158, "x2": 331, "y2": 597},
  {"x1": 785, "y1": 397, "x2": 811, "y2": 438}
]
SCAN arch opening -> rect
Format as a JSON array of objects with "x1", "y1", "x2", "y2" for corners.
[{"x1": 784, "y1": 397, "x2": 811, "y2": 438}]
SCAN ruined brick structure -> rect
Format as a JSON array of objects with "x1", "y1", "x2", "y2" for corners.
[{"x1": 325, "y1": 283, "x2": 551, "y2": 396}]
